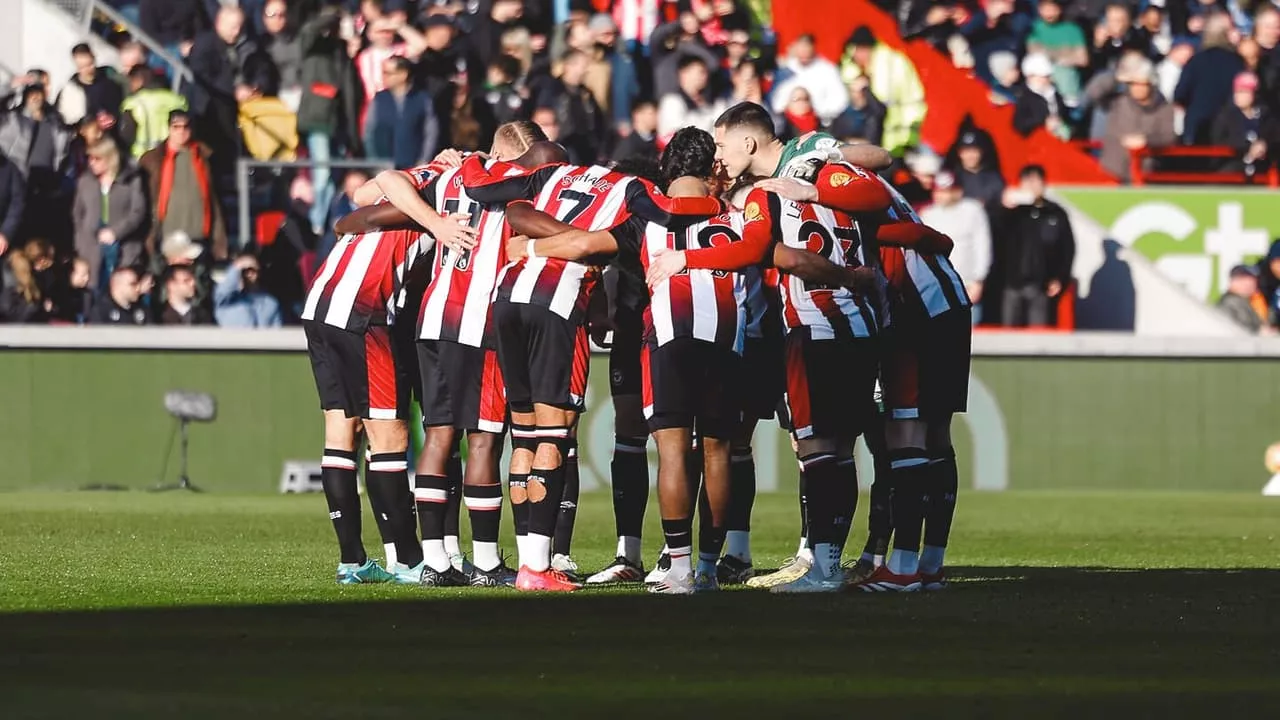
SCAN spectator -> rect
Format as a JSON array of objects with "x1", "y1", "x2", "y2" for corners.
[
  {"x1": 657, "y1": 54, "x2": 728, "y2": 142},
  {"x1": 117, "y1": 41, "x2": 148, "y2": 79},
  {"x1": 237, "y1": 78, "x2": 300, "y2": 161},
  {"x1": 119, "y1": 65, "x2": 190, "y2": 160},
  {"x1": 611, "y1": 99, "x2": 659, "y2": 164},
  {"x1": 185, "y1": 5, "x2": 275, "y2": 168},
  {"x1": 612, "y1": 0, "x2": 664, "y2": 53},
  {"x1": 590, "y1": 14, "x2": 641, "y2": 132},
  {"x1": 1091, "y1": 2, "x2": 1154, "y2": 75},
  {"x1": 364, "y1": 56, "x2": 439, "y2": 169},
  {"x1": 1013, "y1": 53, "x2": 1068, "y2": 139},
  {"x1": 779, "y1": 87, "x2": 821, "y2": 141},
  {"x1": 297, "y1": 5, "x2": 363, "y2": 234},
  {"x1": 649, "y1": 11, "x2": 718, "y2": 101},
  {"x1": 531, "y1": 105, "x2": 560, "y2": 143},
  {"x1": 1175, "y1": 11, "x2": 1246, "y2": 144},
  {"x1": 987, "y1": 50, "x2": 1021, "y2": 105},
  {"x1": 66, "y1": 113, "x2": 124, "y2": 181},
  {"x1": 771, "y1": 34, "x2": 850, "y2": 126},
  {"x1": 415, "y1": 14, "x2": 465, "y2": 101},
  {"x1": 483, "y1": 55, "x2": 527, "y2": 127},
  {"x1": 139, "y1": 110, "x2": 227, "y2": 265},
  {"x1": 356, "y1": 15, "x2": 427, "y2": 112},
  {"x1": 1158, "y1": 39, "x2": 1195, "y2": 137},
  {"x1": 992, "y1": 165, "x2": 1075, "y2": 328},
  {"x1": 87, "y1": 265, "x2": 148, "y2": 325},
  {"x1": 445, "y1": 82, "x2": 496, "y2": 154},
  {"x1": 1026, "y1": 0, "x2": 1087, "y2": 107},
  {"x1": 318, "y1": 169, "x2": 370, "y2": 265},
  {"x1": 1259, "y1": 239, "x2": 1280, "y2": 329},
  {"x1": 920, "y1": 170, "x2": 991, "y2": 322},
  {"x1": 214, "y1": 252, "x2": 282, "y2": 327},
  {"x1": 73, "y1": 139, "x2": 149, "y2": 294},
  {"x1": 0, "y1": 83, "x2": 70, "y2": 181},
  {"x1": 158, "y1": 264, "x2": 212, "y2": 325},
  {"x1": 260, "y1": 0, "x2": 303, "y2": 111},
  {"x1": 0, "y1": 151, "x2": 24, "y2": 258},
  {"x1": 729, "y1": 58, "x2": 767, "y2": 108},
  {"x1": 51, "y1": 257, "x2": 94, "y2": 324},
  {"x1": 898, "y1": 149, "x2": 942, "y2": 208},
  {"x1": 56, "y1": 44, "x2": 125, "y2": 127},
  {"x1": 543, "y1": 50, "x2": 608, "y2": 163},
  {"x1": 0, "y1": 245, "x2": 48, "y2": 323},
  {"x1": 1216, "y1": 264, "x2": 1267, "y2": 333},
  {"x1": 1210, "y1": 71, "x2": 1279, "y2": 175},
  {"x1": 841, "y1": 25, "x2": 925, "y2": 155},
  {"x1": 952, "y1": 131, "x2": 1006, "y2": 208},
  {"x1": 1091, "y1": 55, "x2": 1176, "y2": 182},
  {"x1": 564, "y1": 18, "x2": 613, "y2": 116},
  {"x1": 470, "y1": 0, "x2": 527, "y2": 73},
  {"x1": 1239, "y1": 35, "x2": 1263, "y2": 72},
  {"x1": 1136, "y1": 1, "x2": 1172, "y2": 58},
  {"x1": 827, "y1": 76, "x2": 886, "y2": 146},
  {"x1": 958, "y1": 0, "x2": 1033, "y2": 87},
  {"x1": 139, "y1": 0, "x2": 210, "y2": 58},
  {"x1": 1254, "y1": 5, "x2": 1280, "y2": 98}
]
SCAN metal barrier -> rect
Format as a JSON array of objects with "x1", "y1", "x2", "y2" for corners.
[
  {"x1": 235, "y1": 158, "x2": 395, "y2": 249},
  {"x1": 89, "y1": 0, "x2": 193, "y2": 91}
]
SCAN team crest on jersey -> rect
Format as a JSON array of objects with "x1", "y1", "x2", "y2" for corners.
[
  {"x1": 744, "y1": 202, "x2": 763, "y2": 223},
  {"x1": 814, "y1": 137, "x2": 838, "y2": 150},
  {"x1": 829, "y1": 172, "x2": 853, "y2": 187}
]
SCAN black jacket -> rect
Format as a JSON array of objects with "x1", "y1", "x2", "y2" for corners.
[
  {"x1": 956, "y1": 167, "x2": 1006, "y2": 209},
  {"x1": 1210, "y1": 104, "x2": 1280, "y2": 169},
  {"x1": 88, "y1": 299, "x2": 149, "y2": 325},
  {"x1": 140, "y1": 0, "x2": 210, "y2": 46},
  {"x1": 295, "y1": 9, "x2": 362, "y2": 145},
  {"x1": 0, "y1": 156, "x2": 25, "y2": 240},
  {"x1": 611, "y1": 131, "x2": 659, "y2": 165},
  {"x1": 159, "y1": 302, "x2": 213, "y2": 325},
  {"x1": 1175, "y1": 47, "x2": 1247, "y2": 144},
  {"x1": 991, "y1": 199, "x2": 1076, "y2": 288}
]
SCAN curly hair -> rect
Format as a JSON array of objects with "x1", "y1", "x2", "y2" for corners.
[{"x1": 659, "y1": 127, "x2": 716, "y2": 187}]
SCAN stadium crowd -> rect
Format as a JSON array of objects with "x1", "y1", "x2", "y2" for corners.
[{"x1": 0, "y1": 0, "x2": 1279, "y2": 330}]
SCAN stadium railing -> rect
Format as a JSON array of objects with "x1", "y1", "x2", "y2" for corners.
[{"x1": 1127, "y1": 146, "x2": 1280, "y2": 187}]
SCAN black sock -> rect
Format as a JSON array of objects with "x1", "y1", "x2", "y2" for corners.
[
  {"x1": 694, "y1": 477, "x2": 725, "y2": 561},
  {"x1": 444, "y1": 449, "x2": 463, "y2": 542},
  {"x1": 889, "y1": 449, "x2": 930, "y2": 554},
  {"x1": 923, "y1": 448, "x2": 959, "y2": 549},
  {"x1": 836, "y1": 457, "x2": 859, "y2": 552},
  {"x1": 364, "y1": 450, "x2": 395, "y2": 549},
  {"x1": 797, "y1": 464, "x2": 809, "y2": 544},
  {"x1": 800, "y1": 453, "x2": 851, "y2": 550},
  {"x1": 611, "y1": 435, "x2": 649, "y2": 540},
  {"x1": 864, "y1": 448, "x2": 893, "y2": 557},
  {"x1": 727, "y1": 449, "x2": 756, "y2": 533},
  {"x1": 321, "y1": 449, "x2": 365, "y2": 564},
  {"x1": 527, "y1": 464, "x2": 565, "y2": 538},
  {"x1": 365, "y1": 452, "x2": 423, "y2": 568},
  {"x1": 414, "y1": 473, "x2": 449, "y2": 544},
  {"x1": 661, "y1": 516, "x2": 694, "y2": 563},
  {"x1": 463, "y1": 483, "x2": 503, "y2": 570},
  {"x1": 508, "y1": 472, "x2": 530, "y2": 537},
  {"x1": 553, "y1": 443, "x2": 579, "y2": 557}
]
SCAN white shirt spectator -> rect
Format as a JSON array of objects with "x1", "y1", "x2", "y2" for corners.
[
  {"x1": 771, "y1": 36, "x2": 850, "y2": 124},
  {"x1": 920, "y1": 173, "x2": 991, "y2": 290}
]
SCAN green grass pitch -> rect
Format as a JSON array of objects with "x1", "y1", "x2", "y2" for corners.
[{"x1": 2, "y1": 490, "x2": 1279, "y2": 718}]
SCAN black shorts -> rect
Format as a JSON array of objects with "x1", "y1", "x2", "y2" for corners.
[
  {"x1": 305, "y1": 320, "x2": 409, "y2": 420},
  {"x1": 783, "y1": 328, "x2": 878, "y2": 440},
  {"x1": 493, "y1": 300, "x2": 589, "y2": 412},
  {"x1": 882, "y1": 308, "x2": 972, "y2": 420},
  {"x1": 740, "y1": 336, "x2": 785, "y2": 421},
  {"x1": 609, "y1": 307, "x2": 644, "y2": 398},
  {"x1": 418, "y1": 340, "x2": 507, "y2": 433},
  {"x1": 642, "y1": 338, "x2": 741, "y2": 439}
]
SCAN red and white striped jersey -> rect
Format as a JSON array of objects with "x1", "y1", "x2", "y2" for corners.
[
  {"x1": 417, "y1": 161, "x2": 529, "y2": 347},
  {"x1": 640, "y1": 213, "x2": 748, "y2": 352},
  {"x1": 873, "y1": 175, "x2": 970, "y2": 322},
  {"x1": 302, "y1": 228, "x2": 428, "y2": 331},
  {"x1": 462, "y1": 158, "x2": 722, "y2": 323},
  {"x1": 745, "y1": 188, "x2": 879, "y2": 340},
  {"x1": 613, "y1": 0, "x2": 662, "y2": 45}
]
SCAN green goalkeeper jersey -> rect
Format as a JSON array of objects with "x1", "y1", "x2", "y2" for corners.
[{"x1": 773, "y1": 132, "x2": 842, "y2": 178}]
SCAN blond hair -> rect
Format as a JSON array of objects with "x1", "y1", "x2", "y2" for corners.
[
  {"x1": 88, "y1": 138, "x2": 121, "y2": 178},
  {"x1": 492, "y1": 120, "x2": 547, "y2": 158}
]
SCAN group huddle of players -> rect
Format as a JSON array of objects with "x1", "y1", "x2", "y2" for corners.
[{"x1": 300, "y1": 100, "x2": 973, "y2": 595}]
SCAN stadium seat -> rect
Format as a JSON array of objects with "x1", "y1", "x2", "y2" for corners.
[{"x1": 255, "y1": 210, "x2": 287, "y2": 247}]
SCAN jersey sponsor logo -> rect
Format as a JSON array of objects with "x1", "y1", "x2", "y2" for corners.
[{"x1": 744, "y1": 201, "x2": 763, "y2": 223}]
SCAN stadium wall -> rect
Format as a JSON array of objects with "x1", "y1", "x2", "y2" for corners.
[{"x1": 2, "y1": 329, "x2": 1279, "y2": 494}]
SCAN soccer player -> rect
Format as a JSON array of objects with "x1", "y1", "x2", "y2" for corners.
[
  {"x1": 335, "y1": 123, "x2": 547, "y2": 587},
  {"x1": 301, "y1": 224, "x2": 454, "y2": 585},
  {"x1": 460, "y1": 143, "x2": 724, "y2": 591},
  {"x1": 645, "y1": 108, "x2": 894, "y2": 593}
]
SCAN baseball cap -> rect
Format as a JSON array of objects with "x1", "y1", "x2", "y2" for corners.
[
  {"x1": 935, "y1": 170, "x2": 957, "y2": 190},
  {"x1": 1230, "y1": 264, "x2": 1259, "y2": 278},
  {"x1": 957, "y1": 132, "x2": 981, "y2": 148},
  {"x1": 161, "y1": 231, "x2": 203, "y2": 262},
  {"x1": 1020, "y1": 52, "x2": 1053, "y2": 79},
  {"x1": 1234, "y1": 71, "x2": 1259, "y2": 92}
]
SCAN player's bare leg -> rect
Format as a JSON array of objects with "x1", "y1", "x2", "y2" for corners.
[
  {"x1": 854, "y1": 419, "x2": 927, "y2": 592},
  {"x1": 651, "y1": 426, "x2": 696, "y2": 593},
  {"x1": 920, "y1": 417, "x2": 958, "y2": 590},
  {"x1": 363, "y1": 418, "x2": 425, "y2": 582}
]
